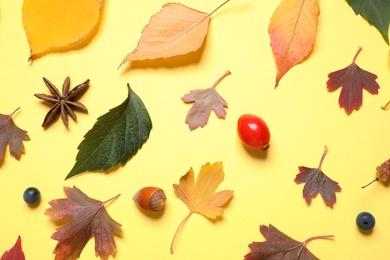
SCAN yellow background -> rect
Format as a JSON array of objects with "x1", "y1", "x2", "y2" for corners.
[{"x1": 0, "y1": 0, "x2": 389, "y2": 259}]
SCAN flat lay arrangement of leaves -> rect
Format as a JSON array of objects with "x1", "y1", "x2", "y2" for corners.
[{"x1": 1, "y1": 0, "x2": 390, "y2": 259}]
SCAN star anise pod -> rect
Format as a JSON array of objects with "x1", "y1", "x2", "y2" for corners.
[{"x1": 34, "y1": 77, "x2": 89, "y2": 128}]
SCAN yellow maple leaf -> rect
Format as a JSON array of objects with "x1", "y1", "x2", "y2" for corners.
[
  {"x1": 171, "y1": 162, "x2": 233, "y2": 253},
  {"x1": 22, "y1": 0, "x2": 102, "y2": 60}
]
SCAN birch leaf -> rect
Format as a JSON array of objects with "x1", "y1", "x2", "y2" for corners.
[
  {"x1": 119, "y1": 1, "x2": 229, "y2": 67},
  {"x1": 22, "y1": 0, "x2": 102, "y2": 60},
  {"x1": 268, "y1": 0, "x2": 320, "y2": 87}
]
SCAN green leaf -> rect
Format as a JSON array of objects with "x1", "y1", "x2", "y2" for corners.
[
  {"x1": 347, "y1": 0, "x2": 390, "y2": 44},
  {"x1": 66, "y1": 84, "x2": 152, "y2": 179}
]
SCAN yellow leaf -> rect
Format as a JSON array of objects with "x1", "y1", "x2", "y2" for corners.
[
  {"x1": 22, "y1": 0, "x2": 102, "y2": 60},
  {"x1": 170, "y1": 162, "x2": 233, "y2": 253},
  {"x1": 119, "y1": 1, "x2": 230, "y2": 68},
  {"x1": 268, "y1": 0, "x2": 320, "y2": 87}
]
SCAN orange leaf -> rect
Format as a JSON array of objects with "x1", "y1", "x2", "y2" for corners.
[
  {"x1": 22, "y1": 0, "x2": 102, "y2": 60},
  {"x1": 119, "y1": 1, "x2": 229, "y2": 67},
  {"x1": 170, "y1": 162, "x2": 233, "y2": 253},
  {"x1": 268, "y1": 0, "x2": 320, "y2": 87}
]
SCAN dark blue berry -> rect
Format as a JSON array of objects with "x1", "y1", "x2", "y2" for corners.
[
  {"x1": 23, "y1": 187, "x2": 41, "y2": 204},
  {"x1": 356, "y1": 212, "x2": 375, "y2": 230}
]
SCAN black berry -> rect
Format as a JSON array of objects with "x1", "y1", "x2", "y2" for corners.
[
  {"x1": 23, "y1": 187, "x2": 41, "y2": 204},
  {"x1": 356, "y1": 212, "x2": 375, "y2": 230}
]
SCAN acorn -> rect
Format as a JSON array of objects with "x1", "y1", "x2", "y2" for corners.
[
  {"x1": 133, "y1": 187, "x2": 166, "y2": 212},
  {"x1": 362, "y1": 159, "x2": 390, "y2": 188}
]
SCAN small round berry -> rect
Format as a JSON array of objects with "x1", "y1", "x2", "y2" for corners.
[
  {"x1": 356, "y1": 212, "x2": 375, "y2": 230},
  {"x1": 23, "y1": 187, "x2": 41, "y2": 205}
]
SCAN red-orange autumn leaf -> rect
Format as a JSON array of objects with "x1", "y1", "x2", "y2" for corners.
[
  {"x1": 119, "y1": 1, "x2": 229, "y2": 67},
  {"x1": 182, "y1": 70, "x2": 230, "y2": 130},
  {"x1": 45, "y1": 186, "x2": 122, "y2": 260},
  {"x1": 327, "y1": 47, "x2": 380, "y2": 114},
  {"x1": 268, "y1": 0, "x2": 320, "y2": 87},
  {"x1": 0, "y1": 107, "x2": 30, "y2": 161},
  {"x1": 22, "y1": 0, "x2": 102, "y2": 60},
  {"x1": 1, "y1": 236, "x2": 25, "y2": 260},
  {"x1": 171, "y1": 162, "x2": 233, "y2": 253}
]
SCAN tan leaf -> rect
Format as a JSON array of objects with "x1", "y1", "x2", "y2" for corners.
[
  {"x1": 22, "y1": 0, "x2": 102, "y2": 60},
  {"x1": 170, "y1": 162, "x2": 233, "y2": 253},
  {"x1": 119, "y1": 1, "x2": 229, "y2": 67}
]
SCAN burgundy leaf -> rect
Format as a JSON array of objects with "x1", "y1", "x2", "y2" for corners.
[
  {"x1": 182, "y1": 70, "x2": 230, "y2": 130},
  {"x1": 327, "y1": 47, "x2": 379, "y2": 114},
  {"x1": 1, "y1": 236, "x2": 25, "y2": 260},
  {"x1": 244, "y1": 224, "x2": 333, "y2": 260},
  {"x1": 295, "y1": 146, "x2": 341, "y2": 207},
  {"x1": 0, "y1": 107, "x2": 30, "y2": 161}
]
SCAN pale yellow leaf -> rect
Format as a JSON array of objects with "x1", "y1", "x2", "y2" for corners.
[
  {"x1": 119, "y1": 2, "x2": 216, "y2": 67},
  {"x1": 22, "y1": 0, "x2": 102, "y2": 59}
]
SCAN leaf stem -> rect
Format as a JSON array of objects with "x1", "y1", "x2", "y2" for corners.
[
  {"x1": 381, "y1": 100, "x2": 390, "y2": 110},
  {"x1": 103, "y1": 193, "x2": 121, "y2": 205},
  {"x1": 361, "y1": 178, "x2": 379, "y2": 188},
  {"x1": 352, "y1": 46, "x2": 363, "y2": 64},
  {"x1": 304, "y1": 234, "x2": 334, "y2": 244},
  {"x1": 170, "y1": 211, "x2": 193, "y2": 254},
  {"x1": 210, "y1": 0, "x2": 230, "y2": 16},
  {"x1": 10, "y1": 107, "x2": 21, "y2": 116},
  {"x1": 318, "y1": 145, "x2": 328, "y2": 169},
  {"x1": 212, "y1": 70, "x2": 231, "y2": 89}
]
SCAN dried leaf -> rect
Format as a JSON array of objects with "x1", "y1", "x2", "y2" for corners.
[
  {"x1": 294, "y1": 146, "x2": 341, "y2": 207},
  {"x1": 22, "y1": 0, "x2": 102, "y2": 59},
  {"x1": 66, "y1": 84, "x2": 152, "y2": 179},
  {"x1": 347, "y1": 0, "x2": 390, "y2": 45},
  {"x1": 171, "y1": 162, "x2": 233, "y2": 253},
  {"x1": 0, "y1": 108, "x2": 30, "y2": 161},
  {"x1": 182, "y1": 70, "x2": 230, "y2": 130},
  {"x1": 119, "y1": 1, "x2": 229, "y2": 67},
  {"x1": 268, "y1": 0, "x2": 320, "y2": 87},
  {"x1": 1, "y1": 236, "x2": 25, "y2": 260},
  {"x1": 45, "y1": 186, "x2": 122, "y2": 260},
  {"x1": 244, "y1": 224, "x2": 334, "y2": 260},
  {"x1": 327, "y1": 47, "x2": 379, "y2": 114}
]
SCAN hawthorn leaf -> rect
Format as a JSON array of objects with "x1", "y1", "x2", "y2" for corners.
[
  {"x1": 1, "y1": 236, "x2": 25, "y2": 260},
  {"x1": 244, "y1": 224, "x2": 334, "y2": 260},
  {"x1": 66, "y1": 84, "x2": 152, "y2": 179},
  {"x1": 182, "y1": 70, "x2": 230, "y2": 130},
  {"x1": 0, "y1": 107, "x2": 30, "y2": 161},
  {"x1": 347, "y1": 0, "x2": 390, "y2": 44},
  {"x1": 327, "y1": 47, "x2": 379, "y2": 114},
  {"x1": 171, "y1": 162, "x2": 233, "y2": 253},
  {"x1": 119, "y1": 0, "x2": 229, "y2": 67},
  {"x1": 45, "y1": 186, "x2": 122, "y2": 260},
  {"x1": 294, "y1": 146, "x2": 341, "y2": 208},
  {"x1": 268, "y1": 0, "x2": 320, "y2": 87},
  {"x1": 22, "y1": 0, "x2": 102, "y2": 59}
]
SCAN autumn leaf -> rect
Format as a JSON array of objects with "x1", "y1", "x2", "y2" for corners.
[
  {"x1": 327, "y1": 47, "x2": 379, "y2": 114},
  {"x1": 171, "y1": 162, "x2": 233, "y2": 253},
  {"x1": 182, "y1": 70, "x2": 230, "y2": 130},
  {"x1": 244, "y1": 224, "x2": 334, "y2": 260},
  {"x1": 1, "y1": 236, "x2": 25, "y2": 260},
  {"x1": 22, "y1": 0, "x2": 102, "y2": 59},
  {"x1": 268, "y1": 0, "x2": 320, "y2": 87},
  {"x1": 294, "y1": 146, "x2": 341, "y2": 208},
  {"x1": 66, "y1": 84, "x2": 152, "y2": 179},
  {"x1": 347, "y1": 0, "x2": 390, "y2": 45},
  {"x1": 119, "y1": 0, "x2": 229, "y2": 67},
  {"x1": 0, "y1": 107, "x2": 30, "y2": 161},
  {"x1": 45, "y1": 186, "x2": 122, "y2": 260}
]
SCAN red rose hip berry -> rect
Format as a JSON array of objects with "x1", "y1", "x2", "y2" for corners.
[{"x1": 237, "y1": 114, "x2": 270, "y2": 151}]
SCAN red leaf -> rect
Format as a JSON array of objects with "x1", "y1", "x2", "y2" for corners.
[
  {"x1": 244, "y1": 224, "x2": 333, "y2": 260},
  {"x1": 45, "y1": 186, "x2": 122, "y2": 260},
  {"x1": 0, "y1": 108, "x2": 30, "y2": 161},
  {"x1": 182, "y1": 70, "x2": 230, "y2": 130},
  {"x1": 1, "y1": 236, "x2": 25, "y2": 260},
  {"x1": 327, "y1": 47, "x2": 379, "y2": 114},
  {"x1": 294, "y1": 146, "x2": 341, "y2": 207}
]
